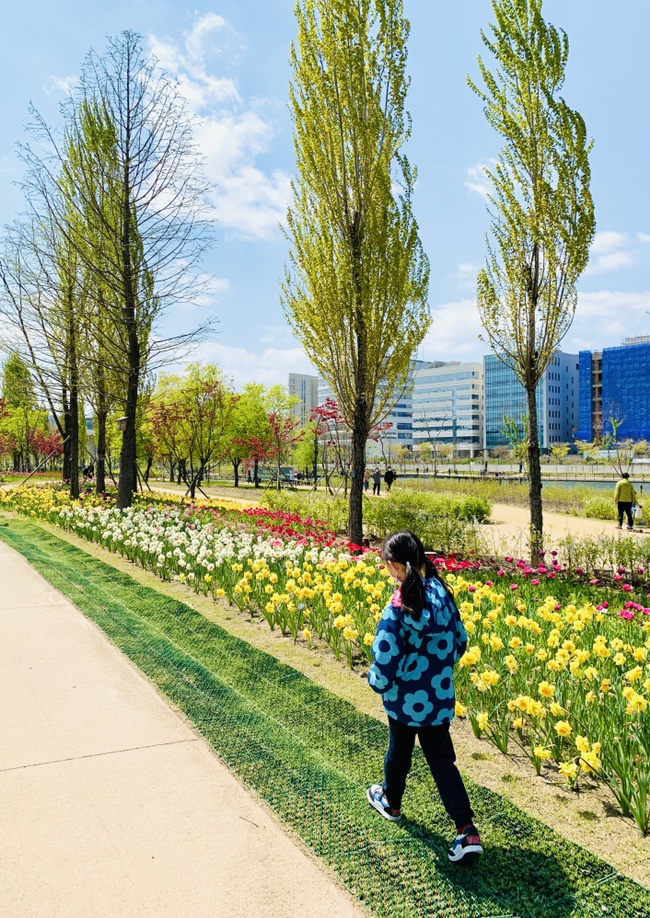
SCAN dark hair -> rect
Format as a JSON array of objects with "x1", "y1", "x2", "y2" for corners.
[
  {"x1": 381, "y1": 530, "x2": 455, "y2": 620},
  {"x1": 622, "y1": 472, "x2": 630, "y2": 479}
]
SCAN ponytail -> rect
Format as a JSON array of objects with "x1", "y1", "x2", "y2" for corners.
[{"x1": 381, "y1": 530, "x2": 455, "y2": 620}]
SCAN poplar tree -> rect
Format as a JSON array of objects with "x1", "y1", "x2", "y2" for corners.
[
  {"x1": 469, "y1": 0, "x2": 595, "y2": 558},
  {"x1": 283, "y1": 0, "x2": 430, "y2": 546}
]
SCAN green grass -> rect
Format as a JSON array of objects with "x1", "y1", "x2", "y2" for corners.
[{"x1": 2, "y1": 517, "x2": 649, "y2": 917}]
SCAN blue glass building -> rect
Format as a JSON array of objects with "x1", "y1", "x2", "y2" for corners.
[
  {"x1": 578, "y1": 338, "x2": 650, "y2": 441},
  {"x1": 484, "y1": 352, "x2": 579, "y2": 450}
]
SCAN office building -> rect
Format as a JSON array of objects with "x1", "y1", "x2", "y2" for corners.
[
  {"x1": 317, "y1": 365, "x2": 426, "y2": 458},
  {"x1": 412, "y1": 361, "x2": 483, "y2": 456},
  {"x1": 484, "y1": 351, "x2": 579, "y2": 451},
  {"x1": 288, "y1": 373, "x2": 319, "y2": 427},
  {"x1": 577, "y1": 337, "x2": 650, "y2": 441}
]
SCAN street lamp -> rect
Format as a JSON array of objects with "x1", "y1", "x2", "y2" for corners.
[{"x1": 116, "y1": 416, "x2": 128, "y2": 432}]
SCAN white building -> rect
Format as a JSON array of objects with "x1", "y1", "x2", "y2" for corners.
[
  {"x1": 412, "y1": 361, "x2": 484, "y2": 457},
  {"x1": 288, "y1": 373, "x2": 319, "y2": 427},
  {"x1": 317, "y1": 364, "x2": 426, "y2": 459}
]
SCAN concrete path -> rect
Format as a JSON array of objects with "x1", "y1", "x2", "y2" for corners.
[{"x1": 0, "y1": 540, "x2": 366, "y2": 918}]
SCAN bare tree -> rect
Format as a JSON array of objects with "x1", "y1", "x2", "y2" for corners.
[{"x1": 15, "y1": 31, "x2": 214, "y2": 507}]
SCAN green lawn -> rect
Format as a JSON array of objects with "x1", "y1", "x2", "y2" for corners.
[{"x1": 2, "y1": 517, "x2": 649, "y2": 918}]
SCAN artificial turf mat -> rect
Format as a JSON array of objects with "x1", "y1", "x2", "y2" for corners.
[{"x1": 2, "y1": 518, "x2": 649, "y2": 918}]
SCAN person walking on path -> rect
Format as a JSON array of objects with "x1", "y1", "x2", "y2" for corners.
[
  {"x1": 363, "y1": 468, "x2": 371, "y2": 492},
  {"x1": 384, "y1": 466, "x2": 397, "y2": 492},
  {"x1": 366, "y1": 530, "x2": 483, "y2": 865},
  {"x1": 614, "y1": 472, "x2": 637, "y2": 531},
  {"x1": 372, "y1": 468, "x2": 381, "y2": 496}
]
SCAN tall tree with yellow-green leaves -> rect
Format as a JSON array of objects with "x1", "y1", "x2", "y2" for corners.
[
  {"x1": 469, "y1": 0, "x2": 595, "y2": 559},
  {"x1": 283, "y1": 0, "x2": 430, "y2": 547}
]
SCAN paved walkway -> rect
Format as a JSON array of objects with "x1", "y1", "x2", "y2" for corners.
[{"x1": 0, "y1": 539, "x2": 365, "y2": 918}]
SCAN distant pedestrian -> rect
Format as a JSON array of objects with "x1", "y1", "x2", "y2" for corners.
[
  {"x1": 384, "y1": 466, "x2": 397, "y2": 492},
  {"x1": 614, "y1": 472, "x2": 637, "y2": 531},
  {"x1": 372, "y1": 468, "x2": 381, "y2": 495},
  {"x1": 363, "y1": 467, "x2": 371, "y2": 492}
]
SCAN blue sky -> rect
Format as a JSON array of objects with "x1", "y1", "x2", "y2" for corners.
[{"x1": 1, "y1": 1, "x2": 648, "y2": 388}]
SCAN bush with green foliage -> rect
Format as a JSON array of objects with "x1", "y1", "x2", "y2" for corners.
[
  {"x1": 583, "y1": 495, "x2": 616, "y2": 521},
  {"x1": 262, "y1": 488, "x2": 489, "y2": 556}
]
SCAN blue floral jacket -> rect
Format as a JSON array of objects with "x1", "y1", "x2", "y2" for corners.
[{"x1": 368, "y1": 577, "x2": 467, "y2": 727}]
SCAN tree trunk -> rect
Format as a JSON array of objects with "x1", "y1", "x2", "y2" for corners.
[
  {"x1": 232, "y1": 457, "x2": 240, "y2": 488},
  {"x1": 143, "y1": 456, "x2": 152, "y2": 483},
  {"x1": 116, "y1": 61, "x2": 140, "y2": 511},
  {"x1": 116, "y1": 356, "x2": 138, "y2": 509},
  {"x1": 526, "y1": 382, "x2": 543, "y2": 561},
  {"x1": 95, "y1": 359, "x2": 107, "y2": 494},
  {"x1": 349, "y1": 418, "x2": 366, "y2": 548},
  {"x1": 69, "y1": 378, "x2": 80, "y2": 500},
  {"x1": 348, "y1": 211, "x2": 367, "y2": 549},
  {"x1": 254, "y1": 459, "x2": 260, "y2": 488},
  {"x1": 312, "y1": 433, "x2": 318, "y2": 490}
]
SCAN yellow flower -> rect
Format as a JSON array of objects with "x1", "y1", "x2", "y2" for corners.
[
  {"x1": 625, "y1": 693, "x2": 648, "y2": 714},
  {"x1": 625, "y1": 665, "x2": 644, "y2": 683},
  {"x1": 504, "y1": 654, "x2": 518, "y2": 674},
  {"x1": 476, "y1": 711, "x2": 489, "y2": 731},
  {"x1": 512, "y1": 717, "x2": 525, "y2": 731},
  {"x1": 534, "y1": 746, "x2": 552, "y2": 761},
  {"x1": 549, "y1": 702, "x2": 564, "y2": 717},
  {"x1": 455, "y1": 701, "x2": 467, "y2": 717},
  {"x1": 554, "y1": 721, "x2": 572, "y2": 737},
  {"x1": 558, "y1": 761, "x2": 578, "y2": 779},
  {"x1": 580, "y1": 751, "x2": 601, "y2": 773},
  {"x1": 600, "y1": 678, "x2": 612, "y2": 693},
  {"x1": 538, "y1": 681, "x2": 555, "y2": 698},
  {"x1": 204, "y1": 574, "x2": 212, "y2": 583},
  {"x1": 215, "y1": 589, "x2": 225, "y2": 598},
  {"x1": 343, "y1": 626, "x2": 358, "y2": 641},
  {"x1": 575, "y1": 735, "x2": 590, "y2": 754},
  {"x1": 303, "y1": 628, "x2": 312, "y2": 641},
  {"x1": 364, "y1": 632, "x2": 374, "y2": 646}
]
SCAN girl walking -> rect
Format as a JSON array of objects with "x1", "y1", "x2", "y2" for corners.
[{"x1": 367, "y1": 530, "x2": 483, "y2": 864}]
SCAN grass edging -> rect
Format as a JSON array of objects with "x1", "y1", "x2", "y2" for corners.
[{"x1": 1, "y1": 518, "x2": 649, "y2": 918}]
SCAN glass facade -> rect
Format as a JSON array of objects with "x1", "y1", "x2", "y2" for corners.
[
  {"x1": 484, "y1": 352, "x2": 578, "y2": 450},
  {"x1": 412, "y1": 362, "x2": 483, "y2": 453}
]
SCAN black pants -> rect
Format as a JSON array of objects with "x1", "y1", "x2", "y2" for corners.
[
  {"x1": 373, "y1": 482, "x2": 380, "y2": 495},
  {"x1": 383, "y1": 718, "x2": 473, "y2": 829},
  {"x1": 618, "y1": 502, "x2": 633, "y2": 527}
]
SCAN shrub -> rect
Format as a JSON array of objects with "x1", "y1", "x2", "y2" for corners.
[
  {"x1": 583, "y1": 496, "x2": 616, "y2": 520},
  {"x1": 262, "y1": 487, "x2": 490, "y2": 556}
]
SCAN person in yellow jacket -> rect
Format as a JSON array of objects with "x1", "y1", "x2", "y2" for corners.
[{"x1": 614, "y1": 472, "x2": 637, "y2": 530}]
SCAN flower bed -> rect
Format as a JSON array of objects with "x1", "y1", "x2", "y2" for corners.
[{"x1": 2, "y1": 484, "x2": 649, "y2": 831}]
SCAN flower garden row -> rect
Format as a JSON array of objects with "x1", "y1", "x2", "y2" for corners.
[{"x1": 2, "y1": 484, "x2": 649, "y2": 833}]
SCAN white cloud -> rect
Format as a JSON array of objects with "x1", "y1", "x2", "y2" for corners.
[
  {"x1": 464, "y1": 162, "x2": 494, "y2": 199},
  {"x1": 564, "y1": 289, "x2": 650, "y2": 353},
  {"x1": 43, "y1": 74, "x2": 77, "y2": 95},
  {"x1": 187, "y1": 341, "x2": 315, "y2": 388},
  {"x1": 149, "y1": 14, "x2": 291, "y2": 241},
  {"x1": 418, "y1": 299, "x2": 484, "y2": 363},
  {"x1": 585, "y1": 230, "x2": 649, "y2": 275}
]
